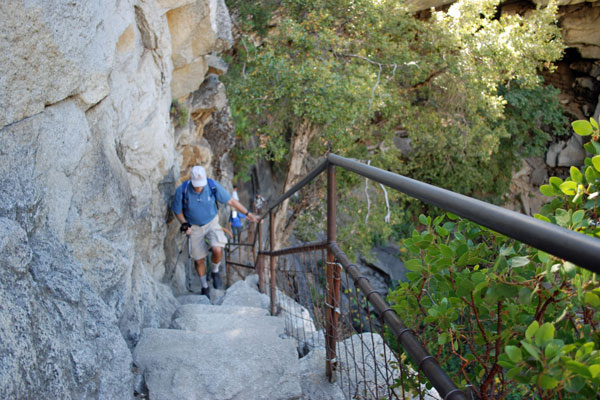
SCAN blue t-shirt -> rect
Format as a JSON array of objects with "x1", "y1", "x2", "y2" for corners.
[
  {"x1": 229, "y1": 213, "x2": 246, "y2": 228},
  {"x1": 172, "y1": 180, "x2": 232, "y2": 226}
]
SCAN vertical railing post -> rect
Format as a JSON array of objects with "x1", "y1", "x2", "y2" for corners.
[
  {"x1": 269, "y1": 210, "x2": 277, "y2": 316},
  {"x1": 257, "y1": 218, "x2": 264, "y2": 294},
  {"x1": 225, "y1": 243, "x2": 231, "y2": 288},
  {"x1": 326, "y1": 162, "x2": 339, "y2": 382}
]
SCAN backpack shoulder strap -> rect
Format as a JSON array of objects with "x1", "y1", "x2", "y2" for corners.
[
  {"x1": 207, "y1": 178, "x2": 219, "y2": 210},
  {"x1": 182, "y1": 180, "x2": 190, "y2": 207}
]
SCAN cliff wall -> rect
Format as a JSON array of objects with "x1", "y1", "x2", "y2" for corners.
[{"x1": 0, "y1": 0, "x2": 235, "y2": 397}]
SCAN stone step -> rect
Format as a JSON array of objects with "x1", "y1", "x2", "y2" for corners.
[
  {"x1": 170, "y1": 309, "x2": 284, "y2": 337},
  {"x1": 133, "y1": 326, "x2": 302, "y2": 400},
  {"x1": 173, "y1": 303, "x2": 269, "y2": 319}
]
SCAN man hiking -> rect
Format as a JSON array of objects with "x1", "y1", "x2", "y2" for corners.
[
  {"x1": 229, "y1": 211, "x2": 246, "y2": 243},
  {"x1": 172, "y1": 165, "x2": 258, "y2": 295}
]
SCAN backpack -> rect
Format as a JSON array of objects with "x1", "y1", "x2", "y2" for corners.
[{"x1": 182, "y1": 178, "x2": 219, "y2": 210}]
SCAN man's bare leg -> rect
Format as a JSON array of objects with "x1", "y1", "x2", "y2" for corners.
[
  {"x1": 210, "y1": 246, "x2": 223, "y2": 289},
  {"x1": 195, "y1": 258, "x2": 206, "y2": 278},
  {"x1": 195, "y1": 258, "x2": 209, "y2": 295}
]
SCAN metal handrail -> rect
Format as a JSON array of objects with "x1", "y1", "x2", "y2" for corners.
[
  {"x1": 260, "y1": 158, "x2": 328, "y2": 220},
  {"x1": 327, "y1": 154, "x2": 600, "y2": 272}
]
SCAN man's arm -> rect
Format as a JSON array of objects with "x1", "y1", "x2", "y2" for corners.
[
  {"x1": 227, "y1": 198, "x2": 259, "y2": 223},
  {"x1": 222, "y1": 226, "x2": 233, "y2": 239},
  {"x1": 175, "y1": 212, "x2": 187, "y2": 225}
]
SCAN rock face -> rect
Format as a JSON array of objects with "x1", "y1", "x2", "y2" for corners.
[
  {"x1": 0, "y1": 218, "x2": 132, "y2": 399},
  {"x1": 1, "y1": 0, "x2": 236, "y2": 397}
]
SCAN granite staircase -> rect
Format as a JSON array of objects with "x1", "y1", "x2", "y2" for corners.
[{"x1": 132, "y1": 275, "x2": 345, "y2": 400}]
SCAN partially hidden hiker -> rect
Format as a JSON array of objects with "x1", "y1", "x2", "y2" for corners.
[
  {"x1": 172, "y1": 165, "x2": 258, "y2": 295},
  {"x1": 253, "y1": 193, "x2": 265, "y2": 215},
  {"x1": 229, "y1": 211, "x2": 246, "y2": 243}
]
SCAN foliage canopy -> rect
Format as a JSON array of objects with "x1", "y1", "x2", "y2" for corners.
[
  {"x1": 225, "y1": 0, "x2": 565, "y2": 191},
  {"x1": 224, "y1": 0, "x2": 566, "y2": 250}
]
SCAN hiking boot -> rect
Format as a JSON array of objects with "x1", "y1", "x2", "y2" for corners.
[
  {"x1": 211, "y1": 272, "x2": 222, "y2": 289},
  {"x1": 201, "y1": 287, "x2": 209, "y2": 296}
]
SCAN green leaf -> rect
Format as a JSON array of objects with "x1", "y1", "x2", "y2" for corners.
[
  {"x1": 560, "y1": 181, "x2": 578, "y2": 195},
  {"x1": 526, "y1": 320, "x2": 539, "y2": 340},
  {"x1": 570, "y1": 166, "x2": 583, "y2": 183},
  {"x1": 505, "y1": 345, "x2": 522, "y2": 363},
  {"x1": 584, "y1": 292, "x2": 600, "y2": 308},
  {"x1": 474, "y1": 281, "x2": 489, "y2": 295},
  {"x1": 565, "y1": 375, "x2": 586, "y2": 392},
  {"x1": 545, "y1": 342, "x2": 559, "y2": 360},
  {"x1": 591, "y1": 118, "x2": 599, "y2": 129},
  {"x1": 438, "y1": 333, "x2": 448, "y2": 345},
  {"x1": 405, "y1": 259, "x2": 421, "y2": 272},
  {"x1": 539, "y1": 184, "x2": 555, "y2": 197},
  {"x1": 589, "y1": 364, "x2": 600, "y2": 378},
  {"x1": 572, "y1": 209, "x2": 585, "y2": 225},
  {"x1": 506, "y1": 366, "x2": 522, "y2": 379},
  {"x1": 435, "y1": 226, "x2": 449, "y2": 237},
  {"x1": 534, "y1": 323, "x2": 555, "y2": 346},
  {"x1": 406, "y1": 272, "x2": 420, "y2": 281},
  {"x1": 446, "y1": 212, "x2": 458, "y2": 220},
  {"x1": 439, "y1": 244, "x2": 454, "y2": 258},
  {"x1": 539, "y1": 375, "x2": 558, "y2": 389},
  {"x1": 549, "y1": 176, "x2": 563, "y2": 190},
  {"x1": 593, "y1": 155, "x2": 600, "y2": 173},
  {"x1": 585, "y1": 166, "x2": 597, "y2": 184},
  {"x1": 492, "y1": 255, "x2": 508, "y2": 272},
  {"x1": 537, "y1": 251, "x2": 550, "y2": 263},
  {"x1": 498, "y1": 360, "x2": 515, "y2": 369},
  {"x1": 457, "y1": 252, "x2": 471, "y2": 267},
  {"x1": 533, "y1": 213, "x2": 551, "y2": 223},
  {"x1": 418, "y1": 214, "x2": 428, "y2": 225},
  {"x1": 563, "y1": 262, "x2": 577, "y2": 278},
  {"x1": 572, "y1": 120, "x2": 594, "y2": 136},
  {"x1": 584, "y1": 141, "x2": 600, "y2": 155},
  {"x1": 521, "y1": 341, "x2": 541, "y2": 361},
  {"x1": 565, "y1": 360, "x2": 592, "y2": 378},
  {"x1": 555, "y1": 208, "x2": 571, "y2": 227},
  {"x1": 584, "y1": 142, "x2": 598, "y2": 155}
]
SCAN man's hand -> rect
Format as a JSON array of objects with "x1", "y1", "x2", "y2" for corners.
[
  {"x1": 180, "y1": 222, "x2": 192, "y2": 234},
  {"x1": 246, "y1": 212, "x2": 259, "y2": 223}
]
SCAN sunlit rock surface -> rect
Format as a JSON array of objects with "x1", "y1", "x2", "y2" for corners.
[{"x1": 0, "y1": 0, "x2": 235, "y2": 397}]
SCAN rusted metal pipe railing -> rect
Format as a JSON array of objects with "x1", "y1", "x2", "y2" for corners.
[
  {"x1": 330, "y1": 243, "x2": 467, "y2": 400},
  {"x1": 259, "y1": 241, "x2": 328, "y2": 257},
  {"x1": 325, "y1": 163, "x2": 340, "y2": 381},
  {"x1": 269, "y1": 210, "x2": 277, "y2": 316},
  {"x1": 257, "y1": 220, "x2": 264, "y2": 294}
]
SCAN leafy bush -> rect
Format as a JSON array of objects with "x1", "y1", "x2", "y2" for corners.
[{"x1": 388, "y1": 119, "x2": 600, "y2": 398}]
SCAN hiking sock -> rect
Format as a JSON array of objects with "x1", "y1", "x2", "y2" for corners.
[
  {"x1": 211, "y1": 256, "x2": 220, "y2": 273},
  {"x1": 211, "y1": 262, "x2": 220, "y2": 273},
  {"x1": 200, "y1": 275, "x2": 208, "y2": 288}
]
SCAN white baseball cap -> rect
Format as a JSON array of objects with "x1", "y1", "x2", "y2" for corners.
[{"x1": 190, "y1": 165, "x2": 207, "y2": 187}]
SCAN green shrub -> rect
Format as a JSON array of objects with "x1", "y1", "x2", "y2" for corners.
[{"x1": 388, "y1": 118, "x2": 600, "y2": 398}]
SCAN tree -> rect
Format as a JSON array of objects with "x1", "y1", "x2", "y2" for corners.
[{"x1": 224, "y1": 0, "x2": 565, "y2": 249}]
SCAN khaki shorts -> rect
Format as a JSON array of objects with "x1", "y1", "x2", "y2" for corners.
[{"x1": 189, "y1": 216, "x2": 228, "y2": 260}]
